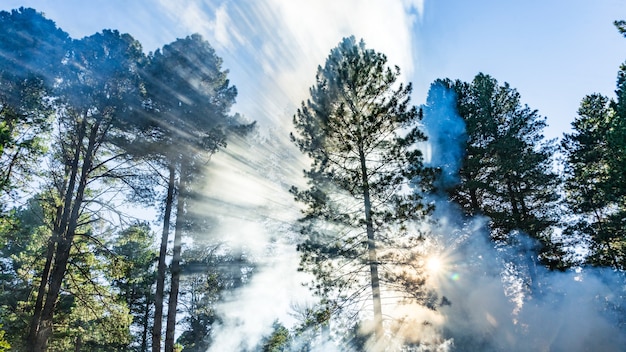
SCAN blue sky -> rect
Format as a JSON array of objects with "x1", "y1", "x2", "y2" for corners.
[
  {"x1": 417, "y1": 0, "x2": 626, "y2": 140},
  {"x1": 4, "y1": 0, "x2": 626, "y2": 140}
]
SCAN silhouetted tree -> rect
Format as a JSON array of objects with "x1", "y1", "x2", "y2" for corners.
[
  {"x1": 430, "y1": 75, "x2": 563, "y2": 273},
  {"x1": 29, "y1": 29, "x2": 145, "y2": 351},
  {"x1": 291, "y1": 37, "x2": 434, "y2": 343}
]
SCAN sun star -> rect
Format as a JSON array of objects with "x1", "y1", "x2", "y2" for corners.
[{"x1": 426, "y1": 256, "x2": 443, "y2": 274}]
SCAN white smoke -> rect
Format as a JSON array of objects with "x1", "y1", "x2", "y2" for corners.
[
  {"x1": 421, "y1": 81, "x2": 467, "y2": 189},
  {"x1": 3, "y1": 1, "x2": 625, "y2": 351},
  {"x1": 150, "y1": 1, "x2": 428, "y2": 350},
  {"x1": 193, "y1": 6, "x2": 626, "y2": 349},
  {"x1": 420, "y1": 84, "x2": 626, "y2": 352}
]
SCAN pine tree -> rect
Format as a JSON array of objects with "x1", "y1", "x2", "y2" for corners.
[
  {"x1": 28, "y1": 29, "x2": 145, "y2": 351},
  {"x1": 562, "y1": 94, "x2": 626, "y2": 268},
  {"x1": 0, "y1": 196, "x2": 134, "y2": 350},
  {"x1": 0, "y1": 8, "x2": 68, "y2": 211},
  {"x1": 140, "y1": 34, "x2": 250, "y2": 352},
  {"x1": 561, "y1": 21, "x2": 626, "y2": 269},
  {"x1": 291, "y1": 37, "x2": 434, "y2": 342},
  {"x1": 429, "y1": 74, "x2": 563, "y2": 271}
]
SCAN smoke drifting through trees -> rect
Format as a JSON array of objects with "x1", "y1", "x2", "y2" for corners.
[
  {"x1": 1, "y1": 5, "x2": 626, "y2": 352},
  {"x1": 419, "y1": 77, "x2": 626, "y2": 352}
]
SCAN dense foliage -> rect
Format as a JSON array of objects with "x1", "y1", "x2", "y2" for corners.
[
  {"x1": 424, "y1": 74, "x2": 565, "y2": 278},
  {"x1": 0, "y1": 7, "x2": 250, "y2": 352}
]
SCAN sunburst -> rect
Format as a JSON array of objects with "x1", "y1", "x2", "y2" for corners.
[{"x1": 426, "y1": 256, "x2": 443, "y2": 274}]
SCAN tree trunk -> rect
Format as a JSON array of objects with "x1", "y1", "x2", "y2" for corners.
[
  {"x1": 153, "y1": 163, "x2": 176, "y2": 352},
  {"x1": 28, "y1": 193, "x2": 67, "y2": 344},
  {"x1": 26, "y1": 235, "x2": 56, "y2": 345},
  {"x1": 506, "y1": 177, "x2": 521, "y2": 225},
  {"x1": 29, "y1": 119, "x2": 90, "y2": 351},
  {"x1": 165, "y1": 162, "x2": 187, "y2": 352},
  {"x1": 469, "y1": 187, "x2": 480, "y2": 214},
  {"x1": 141, "y1": 297, "x2": 151, "y2": 352},
  {"x1": 359, "y1": 145, "x2": 383, "y2": 338},
  {"x1": 74, "y1": 332, "x2": 82, "y2": 352},
  {"x1": 33, "y1": 120, "x2": 100, "y2": 351}
]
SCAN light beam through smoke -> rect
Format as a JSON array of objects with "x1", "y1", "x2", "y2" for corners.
[
  {"x1": 157, "y1": 2, "x2": 626, "y2": 350},
  {"x1": 15, "y1": 1, "x2": 624, "y2": 350}
]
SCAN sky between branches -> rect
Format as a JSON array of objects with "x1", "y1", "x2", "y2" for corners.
[{"x1": 4, "y1": 0, "x2": 626, "y2": 140}]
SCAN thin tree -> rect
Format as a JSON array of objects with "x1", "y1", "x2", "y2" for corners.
[
  {"x1": 29, "y1": 29, "x2": 145, "y2": 351},
  {"x1": 140, "y1": 34, "x2": 249, "y2": 352},
  {"x1": 291, "y1": 37, "x2": 433, "y2": 342}
]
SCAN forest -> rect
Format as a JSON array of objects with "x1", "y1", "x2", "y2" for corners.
[{"x1": 1, "y1": 6, "x2": 626, "y2": 352}]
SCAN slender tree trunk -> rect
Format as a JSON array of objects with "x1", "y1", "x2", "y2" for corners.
[
  {"x1": 468, "y1": 170, "x2": 480, "y2": 213},
  {"x1": 165, "y1": 162, "x2": 187, "y2": 352},
  {"x1": 33, "y1": 121, "x2": 99, "y2": 351},
  {"x1": 153, "y1": 163, "x2": 177, "y2": 352},
  {"x1": 26, "y1": 235, "x2": 56, "y2": 344},
  {"x1": 28, "y1": 193, "x2": 66, "y2": 343},
  {"x1": 0, "y1": 109, "x2": 18, "y2": 183},
  {"x1": 506, "y1": 177, "x2": 521, "y2": 225},
  {"x1": 74, "y1": 333, "x2": 82, "y2": 352},
  {"x1": 518, "y1": 187, "x2": 529, "y2": 224},
  {"x1": 28, "y1": 119, "x2": 87, "y2": 350},
  {"x1": 1, "y1": 146, "x2": 22, "y2": 189},
  {"x1": 141, "y1": 298, "x2": 151, "y2": 352},
  {"x1": 359, "y1": 145, "x2": 383, "y2": 338}
]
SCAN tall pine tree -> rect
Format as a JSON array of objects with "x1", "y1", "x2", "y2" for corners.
[
  {"x1": 29, "y1": 29, "x2": 145, "y2": 351},
  {"x1": 561, "y1": 21, "x2": 626, "y2": 269},
  {"x1": 140, "y1": 34, "x2": 250, "y2": 352},
  {"x1": 428, "y1": 75, "x2": 563, "y2": 272},
  {"x1": 291, "y1": 37, "x2": 434, "y2": 343}
]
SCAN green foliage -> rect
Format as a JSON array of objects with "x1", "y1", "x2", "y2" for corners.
[
  {"x1": 259, "y1": 321, "x2": 292, "y2": 352},
  {"x1": 110, "y1": 223, "x2": 157, "y2": 351},
  {"x1": 562, "y1": 94, "x2": 626, "y2": 269},
  {"x1": 139, "y1": 34, "x2": 252, "y2": 352},
  {"x1": 0, "y1": 198, "x2": 53, "y2": 349},
  {"x1": 140, "y1": 33, "x2": 243, "y2": 171},
  {"x1": 24, "y1": 27, "x2": 149, "y2": 350},
  {"x1": 430, "y1": 74, "x2": 564, "y2": 269},
  {"x1": 0, "y1": 197, "x2": 135, "y2": 350},
  {"x1": 615, "y1": 20, "x2": 626, "y2": 38},
  {"x1": 176, "y1": 244, "x2": 256, "y2": 351},
  {"x1": 559, "y1": 23, "x2": 626, "y2": 269},
  {"x1": 0, "y1": 6, "x2": 249, "y2": 352},
  {"x1": 0, "y1": 325, "x2": 9, "y2": 351}
]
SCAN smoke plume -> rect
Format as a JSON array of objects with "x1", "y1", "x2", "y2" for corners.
[{"x1": 420, "y1": 84, "x2": 626, "y2": 352}]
